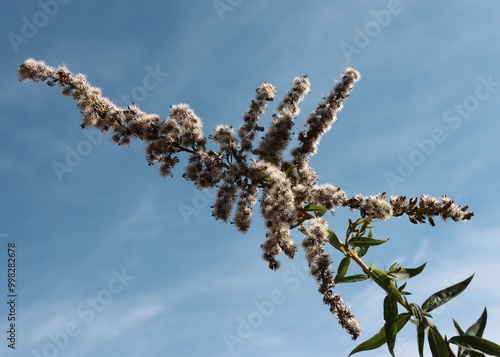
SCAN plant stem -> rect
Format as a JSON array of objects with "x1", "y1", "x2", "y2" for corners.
[{"x1": 344, "y1": 244, "x2": 412, "y2": 312}]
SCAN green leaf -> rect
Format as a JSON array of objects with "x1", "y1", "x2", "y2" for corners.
[
  {"x1": 356, "y1": 245, "x2": 369, "y2": 258},
  {"x1": 384, "y1": 295, "x2": 399, "y2": 356},
  {"x1": 449, "y1": 335, "x2": 500, "y2": 356},
  {"x1": 453, "y1": 319, "x2": 465, "y2": 336},
  {"x1": 328, "y1": 229, "x2": 345, "y2": 253},
  {"x1": 336, "y1": 274, "x2": 369, "y2": 284},
  {"x1": 348, "y1": 237, "x2": 389, "y2": 247},
  {"x1": 417, "y1": 321, "x2": 427, "y2": 357},
  {"x1": 427, "y1": 325, "x2": 448, "y2": 357},
  {"x1": 349, "y1": 326, "x2": 387, "y2": 356},
  {"x1": 465, "y1": 308, "x2": 487, "y2": 337},
  {"x1": 388, "y1": 263, "x2": 427, "y2": 281},
  {"x1": 397, "y1": 282, "x2": 412, "y2": 296},
  {"x1": 422, "y1": 275, "x2": 474, "y2": 313},
  {"x1": 334, "y1": 257, "x2": 351, "y2": 284},
  {"x1": 283, "y1": 165, "x2": 297, "y2": 176},
  {"x1": 349, "y1": 329, "x2": 387, "y2": 356},
  {"x1": 304, "y1": 203, "x2": 327, "y2": 217},
  {"x1": 349, "y1": 313, "x2": 411, "y2": 356},
  {"x1": 454, "y1": 319, "x2": 469, "y2": 357},
  {"x1": 370, "y1": 269, "x2": 406, "y2": 305}
]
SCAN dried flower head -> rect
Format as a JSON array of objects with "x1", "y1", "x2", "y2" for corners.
[
  {"x1": 212, "y1": 125, "x2": 237, "y2": 151},
  {"x1": 292, "y1": 67, "x2": 360, "y2": 161},
  {"x1": 256, "y1": 76, "x2": 311, "y2": 166}
]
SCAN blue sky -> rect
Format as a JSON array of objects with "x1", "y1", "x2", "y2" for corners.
[{"x1": 1, "y1": 1, "x2": 500, "y2": 356}]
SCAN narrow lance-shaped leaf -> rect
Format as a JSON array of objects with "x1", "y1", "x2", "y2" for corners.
[
  {"x1": 428, "y1": 325, "x2": 448, "y2": 357},
  {"x1": 336, "y1": 274, "x2": 369, "y2": 284},
  {"x1": 465, "y1": 308, "x2": 487, "y2": 337},
  {"x1": 453, "y1": 319, "x2": 465, "y2": 336},
  {"x1": 303, "y1": 203, "x2": 327, "y2": 217},
  {"x1": 388, "y1": 262, "x2": 427, "y2": 281},
  {"x1": 370, "y1": 269, "x2": 406, "y2": 306},
  {"x1": 334, "y1": 257, "x2": 351, "y2": 284},
  {"x1": 422, "y1": 274, "x2": 474, "y2": 313},
  {"x1": 348, "y1": 237, "x2": 389, "y2": 247},
  {"x1": 328, "y1": 229, "x2": 345, "y2": 253},
  {"x1": 398, "y1": 282, "x2": 407, "y2": 292},
  {"x1": 384, "y1": 295, "x2": 399, "y2": 356},
  {"x1": 449, "y1": 335, "x2": 500, "y2": 357},
  {"x1": 417, "y1": 320, "x2": 426, "y2": 357},
  {"x1": 349, "y1": 313, "x2": 411, "y2": 356}
]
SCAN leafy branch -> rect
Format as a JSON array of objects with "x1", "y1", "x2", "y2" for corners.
[{"x1": 325, "y1": 216, "x2": 500, "y2": 357}]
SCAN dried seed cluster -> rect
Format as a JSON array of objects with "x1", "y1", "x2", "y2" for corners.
[{"x1": 18, "y1": 58, "x2": 474, "y2": 340}]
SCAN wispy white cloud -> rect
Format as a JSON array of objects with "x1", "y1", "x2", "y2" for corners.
[{"x1": 81, "y1": 297, "x2": 165, "y2": 341}]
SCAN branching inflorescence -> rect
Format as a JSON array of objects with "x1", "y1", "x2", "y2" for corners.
[{"x1": 17, "y1": 59, "x2": 473, "y2": 341}]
